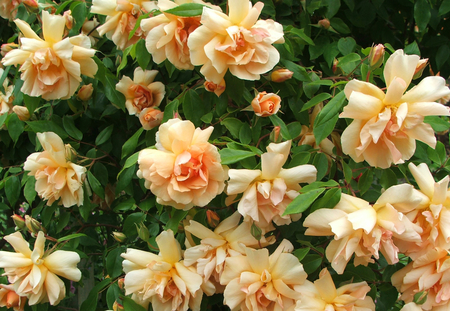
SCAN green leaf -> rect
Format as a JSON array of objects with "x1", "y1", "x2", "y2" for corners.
[
  {"x1": 439, "y1": 0, "x2": 450, "y2": 16},
  {"x1": 163, "y1": 3, "x2": 205, "y2": 16},
  {"x1": 324, "y1": 0, "x2": 341, "y2": 19},
  {"x1": 302, "y1": 254, "x2": 323, "y2": 274},
  {"x1": 5, "y1": 175, "x2": 20, "y2": 207},
  {"x1": 283, "y1": 188, "x2": 326, "y2": 215},
  {"x1": 87, "y1": 171, "x2": 105, "y2": 200},
  {"x1": 338, "y1": 37, "x2": 356, "y2": 55},
  {"x1": 63, "y1": 116, "x2": 83, "y2": 140},
  {"x1": 165, "y1": 209, "x2": 189, "y2": 232},
  {"x1": 288, "y1": 27, "x2": 315, "y2": 45},
  {"x1": 0, "y1": 111, "x2": 7, "y2": 128},
  {"x1": 330, "y1": 17, "x2": 350, "y2": 34},
  {"x1": 312, "y1": 153, "x2": 329, "y2": 181},
  {"x1": 136, "y1": 39, "x2": 151, "y2": 69},
  {"x1": 94, "y1": 57, "x2": 126, "y2": 109},
  {"x1": 162, "y1": 99, "x2": 180, "y2": 123},
  {"x1": 221, "y1": 118, "x2": 244, "y2": 139},
  {"x1": 358, "y1": 169, "x2": 373, "y2": 195},
  {"x1": 299, "y1": 180, "x2": 338, "y2": 193},
  {"x1": 123, "y1": 212, "x2": 145, "y2": 239},
  {"x1": 70, "y1": 1, "x2": 87, "y2": 32},
  {"x1": 313, "y1": 91, "x2": 346, "y2": 145},
  {"x1": 24, "y1": 177, "x2": 36, "y2": 205},
  {"x1": 269, "y1": 114, "x2": 292, "y2": 140},
  {"x1": 414, "y1": 0, "x2": 431, "y2": 33},
  {"x1": 118, "y1": 152, "x2": 140, "y2": 178},
  {"x1": 96, "y1": 125, "x2": 114, "y2": 146},
  {"x1": 343, "y1": 161, "x2": 353, "y2": 183},
  {"x1": 281, "y1": 60, "x2": 311, "y2": 82},
  {"x1": 436, "y1": 45, "x2": 450, "y2": 70},
  {"x1": 106, "y1": 247, "x2": 125, "y2": 279},
  {"x1": 116, "y1": 165, "x2": 136, "y2": 194},
  {"x1": 106, "y1": 283, "x2": 121, "y2": 309},
  {"x1": 57, "y1": 233, "x2": 87, "y2": 242},
  {"x1": 80, "y1": 278, "x2": 111, "y2": 311},
  {"x1": 56, "y1": 209, "x2": 70, "y2": 233},
  {"x1": 219, "y1": 148, "x2": 256, "y2": 165},
  {"x1": 27, "y1": 120, "x2": 68, "y2": 139},
  {"x1": 121, "y1": 127, "x2": 144, "y2": 159},
  {"x1": 311, "y1": 188, "x2": 341, "y2": 212},
  {"x1": 301, "y1": 93, "x2": 331, "y2": 112},
  {"x1": 23, "y1": 94, "x2": 41, "y2": 116},
  {"x1": 424, "y1": 116, "x2": 450, "y2": 132},
  {"x1": 183, "y1": 89, "x2": 206, "y2": 127},
  {"x1": 380, "y1": 168, "x2": 397, "y2": 190},
  {"x1": 293, "y1": 248, "x2": 310, "y2": 261},
  {"x1": 7, "y1": 113, "x2": 24, "y2": 143},
  {"x1": 122, "y1": 296, "x2": 148, "y2": 311}
]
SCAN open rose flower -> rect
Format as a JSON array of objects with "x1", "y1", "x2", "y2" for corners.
[
  {"x1": 340, "y1": 49, "x2": 450, "y2": 168},
  {"x1": 220, "y1": 239, "x2": 307, "y2": 311},
  {"x1": 121, "y1": 230, "x2": 204, "y2": 310},
  {"x1": 251, "y1": 91, "x2": 281, "y2": 117},
  {"x1": 141, "y1": 0, "x2": 220, "y2": 70},
  {"x1": 304, "y1": 185, "x2": 424, "y2": 274},
  {"x1": 188, "y1": 0, "x2": 284, "y2": 84},
  {"x1": 0, "y1": 231, "x2": 81, "y2": 306},
  {"x1": 204, "y1": 79, "x2": 226, "y2": 97},
  {"x1": 137, "y1": 118, "x2": 227, "y2": 210},
  {"x1": 294, "y1": 268, "x2": 375, "y2": 311},
  {"x1": 116, "y1": 67, "x2": 165, "y2": 115},
  {"x1": 226, "y1": 140, "x2": 317, "y2": 232},
  {"x1": 24, "y1": 132, "x2": 86, "y2": 207},
  {"x1": 91, "y1": 0, "x2": 157, "y2": 50},
  {"x1": 2, "y1": 11, "x2": 97, "y2": 100}
]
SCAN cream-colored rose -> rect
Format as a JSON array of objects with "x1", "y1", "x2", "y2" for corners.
[
  {"x1": 121, "y1": 230, "x2": 204, "y2": 311},
  {"x1": 116, "y1": 67, "x2": 165, "y2": 115},
  {"x1": 188, "y1": 0, "x2": 284, "y2": 84},
  {"x1": 0, "y1": 284, "x2": 26, "y2": 311},
  {"x1": 2, "y1": 11, "x2": 98, "y2": 100},
  {"x1": 137, "y1": 118, "x2": 227, "y2": 210},
  {"x1": 12, "y1": 105, "x2": 30, "y2": 121},
  {"x1": 204, "y1": 79, "x2": 226, "y2": 97},
  {"x1": 139, "y1": 107, "x2": 163, "y2": 130},
  {"x1": 23, "y1": 132, "x2": 86, "y2": 207},
  {"x1": 220, "y1": 239, "x2": 307, "y2": 311},
  {"x1": 0, "y1": 67, "x2": 14, "y2": 120},
  {"x1": 226, "y1": 140, "x2": 317, "y2": 232},
  {"x1": 91, "y1": 0, "x2": 157, "y2": 50},
  {"x1": 341, "y1": 49, "x2": 450, "y2": 169},
  {"x1": 294, "y1": 268, "x2": 375, "y2": 311},
  {"x1": 0, "y1": 231, "x2": 81, "y2": 306},
  {"x1": 251, "y1": 91, "x2": 281, "y2": 117},
  {"x1": 271, "y1": 68, "x2": 293, "y2": 83}
]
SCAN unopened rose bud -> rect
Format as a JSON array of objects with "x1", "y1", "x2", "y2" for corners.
[
  {"x1": 413, "y1": 58, "x2": 428, "y2": 79},
  {"x1": 11, "y1": 214, "x2": 26, "y2": 230},
  {"x1": 65, "y1": 144, "x2": 78, "y2": 162},
  {"x1": 251, "y1": 91, "x2": 281, "y2": 117},
  {"x1": 332, "y1": 58, "x2": 339, "y2": 74},
  {"x1": 117, "y1": 278, "x2": 125, "y2": 290},
  {"x1": 5, "y1": 290, "x2": 20, "y2": 308},
  {"x1": 113, "y1": 301, "x2": 124, "y2": 311},
  {"x1": 271, "y1": 69, "x2": 294, "y2": 83},
  {"x1": 139, "y1": 107, "x2": 163, "y2": 130},
  {"x1": 22, "y1": 0, "x2": 38, "y2": 8},
  {"x1": 112, "y1": 232, "x2": 126, "y2": 243},
  {"x1": 318, "y1": 18, "x2": 330, "y2": 29},
  {"x1": 206, "y1": 210, "x2": 220, "y2": 228},
  {"x1": 12, "y1": 106, "x2": 30, "y2": 121},
  {"x1": 1, "y1": 43, "x2": 18, "y2": 57},
  {"x1": 204, "y1": 79, "x2": 226, "y2": 97},
  {"x1": 25, "y1": 215, "x2": 42, "y2": 234},
  {"x1": 368, "y1": 44, "x2": 385, "y2": 69},
  {"x1": 77, "y1": 83, "x2": 94, "y2": 101},
  {"x1": 270, "y1": 126, "x2": 282, "y2": 143},
  {"x1": 63, "y1": 10, "x2": 73, "y2": 30},
  {"x1": 135, "y1": 222, "x2": 150, "y2": 242}
]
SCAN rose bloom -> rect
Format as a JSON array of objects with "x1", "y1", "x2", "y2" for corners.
[
  {"x1": 294, "y1": 268, "x2": 375, "y2": 311},
  {"x1": 0, "y1": 0, "x2": 37, "y2": 20},
  {"x1": 220, "y1": 239, "x2": 307, "y2": 311},
  {"x1": 340, "y1": 49, "x2": 450, "y2": 169},
  {"x1": 116, "y1": 67, "x2": 165, "y2": 115},
  {"x1": 91, "y1": 0, "x2": 157, "y2": 50},
  {"x1": 251, "y1": 91, "x2": 281, "y2": 117},
  {"x1": 141, "y1": 0, "x2": 220, "y2": 70},
  {"x1": 137, "y1": 118, "x2": 227, "y2": 210},
  {"x1": 184, "y1": 211, "x2": 274, "y2": 293},
  {"x1": 0, "y1": 284, "x2": 26, "y2": 311},
  {"x1": 304, "y1": 185, "x2": 424, "y2": 274},
  {"x1": 0, "y1": 67, "x2": 14, "y2": 120},
  {"x1": 394, "y1": 163, "x2": 450, "y2": 259},
  {"x1": 204, "y1": 79, "x2": 226, "y2": 97},
  {"x1": 2, "y1": 11, "x2": 97, "y2": 100},
  {"x1": 121, "y1": 230, "x2": 204, "y2": 311},
  {"x1": 392, "y1": 248, "x2": 450, "y2": 311},
  {"x1": 139, "y1": 107, "x2": 164, "y2": 130},
  {"x1": 23, "y1": 132, "x2": 86, "y2": 207},
  {"x1": 188, "y1": 0, "x2": 285, "y2": 84},
  {"x1": 0, "y1": 231, "x2": 81, "y2": 305},
  {"x1": 226, "y1": 140, "x2": 317, "y2": 232}
]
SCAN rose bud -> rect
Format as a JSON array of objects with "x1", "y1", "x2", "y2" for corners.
[
  {"x1": 204, "y1": 79, "x2": 226, "y2": 97},
  {"x1": 1, "y1": 43, "x2": 18, "y2": 57},
  {"x1": 271, "y1": 69, "x2": 294, "y2": 83},
  {"x1": 270, "y1": 126, "x2": 282, "y2": 143},
  {"x1": 251, "y1": 91, "x2": 281, "y2": 117},
  {"x1": 77, "y1": 83, "x2": 94, "y2": 101},
  {"x1": 11, "y1": 214, "x2": 26, "y2": 230},
  {"x1": 318, "y1": 18, "x2": 330, "y2": 29},
  {"x1": 112, "y1": 232, "x2": 126, "y2": 243},
  {"x1": 12, "y1": 106, "x2": 30, "y2": 121},
  {"x1": 413, "y1": 58, "x2": 428, "y2": 79},
  {"x1": 139, "y1": 107, "x2": 164, "y2": 130},
  {"x1": 63, "y1": 10, "x2": 73, "y2": 30},
  {"x1": 368, "y1": 44, "x2": 385, "y2": 69}
]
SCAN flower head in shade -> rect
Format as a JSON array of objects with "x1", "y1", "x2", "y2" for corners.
[
  {"x1": 392, "y1": 248, "x2": 450, "y2": 311},
  {"x1": 0, "y1": 231, "x2": 81, "y2": 306},
  {"x1": 226, "y1": 140, "x2": 317, "y2": 232},
  {"x1": 91, "y1": 0, "x2": 157, "y2": 50},
  {"x1": 220, "y1": 239, "x2": 307, "y2": 311},
  {"x1": 137, "y1": 118, "x2": 227, "y2": 210},
  {"x1": 116, "y1": 67, "x2": 165, "y2": 116},
  {"x1": 340, "y1": 49, "x2": 450, "y2": 168},
  {"x1": 141, "y1": 0, "x2": 220, "y2": 70},
  {"x1": 121, "y1": 230, "x2": 204, "y2": 311},
  {"x1": 184, "y1": 211, "x2": 275, "y2": 293},
  {"x1": 304, "y1": 185, "x2": 424, "y2": 274},
  {"x1": 24, "y1": 132, "x2": 86, "y2": 207},
  {"x1": 294, "y1": 268, "x2": 375, "y2": 311},
  {"x1": 2, "y1": 11, "x2": 97, "y2": 100},
  {"x1": 188, "y1": 0, "x2": 284, "y2": 84}
]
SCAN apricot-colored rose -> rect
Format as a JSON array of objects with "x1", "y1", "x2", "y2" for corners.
[
  {"x1": 2, "y1": 11, "x2": 97, "y2": 100},
  {"x1": 137, "y1": 118, "x2": 227, "y2": 210},
  {"x1": 116, "y1": 67, "x2": 165, "y2": 115},
  {"x1": 91, "y1": 0, "x2": 157, "y2": 50},
  {"x1": 23, "y1": 132, "x2": 86, "y2": 207},
  {"x1": 188, "y1": 0, "x2": 284, "y2": 84},
  {"x1": 0, "y1": 0, "x2": 36, "y2": 21},
  {"x1": 139, "y1": 107, "x2": 163, "y2": 130},
  {"x1": 12, "y1": 106, "x2": 30, "y2": 121},
  {"x1": 0, "y1": 284, "x2": 26, "y2": 311},
  {"x1": 251, "y1": 91, "x2": 281, "y2": 117},
  {"x1": 271, "y1": 68, "x2": 293, "y2": 82},
  {"x1": 204, "y1": 79, "x2": 226, "y2": 97}
]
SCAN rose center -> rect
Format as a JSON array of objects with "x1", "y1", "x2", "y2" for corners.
[{"x1": 131, "y1": 85, "x2": 153, "y2": 111}]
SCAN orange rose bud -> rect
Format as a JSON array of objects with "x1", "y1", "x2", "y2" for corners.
[
  {"x1": 113, "y1": 301, "x2": 124, "y2": 311},
  {"x1": 77, "y1": 83, "x2": 94, "y2": 101},
  {"x1": 413, "y1": 58, "x2": 428, "y2": 79},
  {"x1": 332, "y1": 58, "x2": 339, "y2": 74},
  {"x1": 22, "y1": 0, "x2": 38, "y2": 8},
  {"x1": 318, "y1": 18, "x2": 330, "y2": 29},
  {"x1": 204, "y1": 79, "x2": 226, "y2": 97},
  {"x1": 12, "y1": 106, "x2": 30, "y2": 121},
  {"x1": 368, "y1": 44, "x2": 385, "y2": 69},
  {"x1": 206, "y1": 210, "x2": 220, "y2": 228},
  {"x1": 139, "y1": 107, "x2": 164, "y2": 130},
  {"x1": 270, "y1": 126, "x2": 282, "y2": 143},
  {"x1": 251, "y1": 91, "x2": 281, "y2": 117},
  {"x1": 63, "y1": 10, "x2": 74, "y2": 30},
  {"x1": 117, "y1": 278, "x2": 125, "y2": 290},
  {"x1": 271, "y1": 69, "x2": 294, "y2": 83}
]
